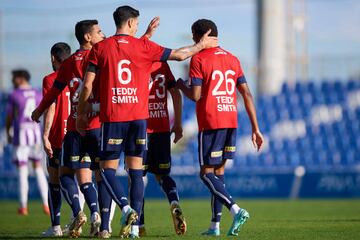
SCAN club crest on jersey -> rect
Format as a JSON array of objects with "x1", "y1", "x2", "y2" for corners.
[{"x1": 108, "y1": 138, "x2": 123, "y2": 145}]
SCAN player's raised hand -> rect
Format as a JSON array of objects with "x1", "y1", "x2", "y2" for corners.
[
  {"x1": 252, "y1": 130, "x2": 264, "y2": 152},
  {"x1": 200, "y1": 29, "x2": 218, "y2": 49},
  {"x1": 31, "y1": 108, "x2": 41, "y2": 123},
  {"x1": 143, "y1": 16, "x2": 160, "y2": 39},
  {"x1": 171, "y1": 124, "x2": 183, "y2": 144}
]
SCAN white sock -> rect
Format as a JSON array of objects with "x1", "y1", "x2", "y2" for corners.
[
  {"x1": 108, "y1": 200, "x2": 116, "y2": 233},
  {"x1": 131, "y1": 225, "x2": 139, "y2": 235},
  {"x1": 18, "y1": 165, "x2": 29, "y2": 208},
  {"x1": 78, "y1": 186, "x2": 85, "y2": 211},
  {"x1": 53, "y1": 225, "x2": 61, "y2": 230},
  {"x1": 210, "y1": 221, "x2": 220, "y2": 230},
  {"x1": 122, "y1": 205, "x2": 131, "y2": 215},
  {"x1": 34, "y1": 166, "x2": 48, "y2": 205},
  {"x1": 230, "y1": 204, "x2": 241, "y2": 217},
  {"x1": 170, "y1": 200, "x2": 179, "y2": 207}
]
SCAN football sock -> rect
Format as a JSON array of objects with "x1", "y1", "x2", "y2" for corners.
[
  {"x1": 18, "y1": 165, "x2": 29, "y2": 209},
  {"x1": 230, "y1": 204, "x2": 241, "y2": 217},
  {"x1": 48, "y1": 183, "x2": 62, "y2": 226},
  {"x1": 34, "y1": 166, "x2": 49, "y2": 205},
  {"x1": 201, "y1": 173, "x2": 235, "y2": 210},
  {"x1": 59, "y1": 174, "x2": 81, "y2": 217},
  {"x1": 139, "y1": 198, "x2": 145, "y2": 226},
  {"x1": 210, "y1": 221, "x2": 220, "y2": 230},
  {"x1": 128, "y1": 169, "x2": 144, "y2": 225},
  {"x1": 159, "y1": 175, "x2": 179, "y2": 204},
  {"x1": 79, "y1": 182, "x2": 98, "y2": 215},
  {"x1": 211, "y1": 174, "x2": 224, "y2": 223},
  {"x1": 100, "y1": 168, "x2": 129, "y2": 209},
  {"x1": 97, "y1": 180, "x2": 112, "y2": 231}
]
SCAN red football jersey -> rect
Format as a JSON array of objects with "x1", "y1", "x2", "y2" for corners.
[
  {"x1": 42, "y1": 71, "x2": 70, "y2": 148},
  {"x1": 189, "y1": 47, "x2": 246, "y2": 131},
  {"x1": 52, "y1": 49, "x2": 100, "y2": 131},
  {"x1": 147, "y1": 62, "x2": 176, "y2": 133},
  {"x1": 88, "y1": 35, "x2": 171, "y2": 122}
]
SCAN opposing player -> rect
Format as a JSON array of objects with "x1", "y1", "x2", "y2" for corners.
[
  {"x1": 5, "y1": 69, "x2": 49, "y2": 216},
  {"x1": 41, "y1": 42, "x2": 71, "y2": 237},
  {"x1": 31, "y1": 20, "x2": 109, "y2": 237},
  {"x1": 76, "y1": 5, "x2": 217, "y2": 238},
  {"x1": 176, "y1": 19, "x2": 264, "y2": 236},
  {"x1": 139, "y1": 62, "x2": 186, "y2": 236}
]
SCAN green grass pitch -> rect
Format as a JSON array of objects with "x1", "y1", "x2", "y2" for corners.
[{"x1": 0, "y1": 199, "x2": 359, "y2": 239}]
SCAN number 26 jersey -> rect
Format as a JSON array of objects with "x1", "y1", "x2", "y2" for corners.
[{"x1": 189, "y1": 47, "x2": 247, "y2": 131}]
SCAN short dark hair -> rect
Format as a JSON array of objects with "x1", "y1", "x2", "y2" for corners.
[
  {"x1": 191, "y1": 19, "x2": 218, "y2": 40},
  {"x1": 113, "y1": 5, "x2": 139, "y2": 28},
  {"x1": 12, "y1": 69, "x2": 30, "y2": 82},
  {"x1": 75, "y1": 20, "x2": 98, "y2": 45},
  {"x1": 51, "y1": 42, "x2": 71, "y2": 63}
]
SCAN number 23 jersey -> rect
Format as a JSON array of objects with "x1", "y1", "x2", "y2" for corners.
[{"x1": 189, "y1": 47, "x2": 247, "y2": 131}]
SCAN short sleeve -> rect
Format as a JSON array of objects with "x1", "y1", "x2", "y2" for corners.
[
  {"x1": 53, "y1": 61, "x2": 69, "y2": 90},
  {"x1": 88, "y1": 43, "x2": 100, "y2": 67},
  {"x1": 142, "y1": 38, "x2": 172, "y2": 62},
  {"x1": 189, "y1": 55, "x2": 203, "y2": 86},
  {"x1": 42, "y1": 76, "x2": 52, "y2": 96},
  {"x1": 164, "y1": 63, "x2": 176, "y2": 89},
  {"x1": 236, "y1": 58, "x2": 247, "y2": 86}
]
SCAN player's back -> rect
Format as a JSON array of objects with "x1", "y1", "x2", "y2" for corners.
[
  {"x1": 89, "y1": 35, "x2": 169, "y2": 122},
  {"x1": 190, "y1": 47, "x2": 244, "y2": 130},
  {"x1": 8, "y1": 87, "x2": 42, "y2": 145}
]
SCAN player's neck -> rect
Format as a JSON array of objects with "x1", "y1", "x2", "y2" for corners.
[
  {"x1": 79, "y1": 43, "x2": 92, "y2": 51},
  {"x1": 115, "y1": 28, "x2": 131, "y2": 36},
  {"x1": 18, "y1": 83, "x2": 30, "y2": 89}
]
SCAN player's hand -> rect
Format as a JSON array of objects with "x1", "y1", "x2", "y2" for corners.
[
  {"x1": 143, "y1": 16, "x2": 160, "y2": 39},
  {"x1": 76, "y1": 114, "x2": 88, "y2": 136},
  {"x1": 43, "y1": 136, "x2": 53, "y2": 158},
  {"x1": 252, "y1": 130, "x2": 264, "y2": 151},
  {"x1": 171, "y1": 124, "x2": 183, "y2": 144},
  {"x1": 31, "y1": 108, "x2": 41, "y2": 123},
  {"x1": 199, "y1": 29, "x2": 218, "y2": 49}
]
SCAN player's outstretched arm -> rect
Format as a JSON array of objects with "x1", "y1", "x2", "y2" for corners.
[
  {"x1": 77, "y1": 71, "x2": 96, "y2": 135},
  {"x1": 237, "y1": 83, "x2": 264, "y2": 151},
  {"x1": 142, "y1": 16, "x2": 160, "y2": 39},
  {"x1": 176, "y1": 78, "x2": 201, "y2": 102},
  {"x1": 169, "y1": 87, "x2": 183, "y2": 143},
  {"x1": 168, "y1": 30, "x2": 218, "y2": 61},
  {"x1": 31, "y1": 87, "x2": 62, "y2": 123},
  {"x1": 43, "y1": 104, "x2": 55, "y2": 158}
]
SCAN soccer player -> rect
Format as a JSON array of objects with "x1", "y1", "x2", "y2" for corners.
[
  {"x1": 176, "y1": 19, "x2": 264, "y2": 236},
  {"x1": 139, "y1": 62, "x2": 186, "y2": 236},
  {"x1": 5, "y1": 69, "x2": 49, "y2": 216},
  {"x1": 76, "y1": 5, "x2": 217, "y2": 238},
  {"x1": 41, "y1": 42, "x2": 71, "y2": 237},
  {"x1": 31, "y1": 20, "x2": 107, "y2": 238}
]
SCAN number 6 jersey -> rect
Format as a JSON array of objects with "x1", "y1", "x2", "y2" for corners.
[
  {"x1": 189, "y1": 47, "x2": 247, "y2": 131},
  {"x1": 87, "y1": 35, "x2": 171, "y2": 123}
]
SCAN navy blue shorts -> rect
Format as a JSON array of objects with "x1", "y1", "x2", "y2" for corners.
[
  {"x1": 100, "y1": 120, "x2": 147, "y2": 160},
  {"x1": 143, "y1": 132, "x2": 171, "y2": 176},
  {"x1": 47, "y1": 148, "x2": 61, "y2": 169},
  {"x1": 198, "y1": 128, "x2": 237, "y2": 166},
  {"x1": 61, "y1": 129, "x2": 101, "y2": 170}
]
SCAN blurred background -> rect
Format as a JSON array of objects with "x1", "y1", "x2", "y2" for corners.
[{"x1": 0, "y1": 0, "x2": 359, "y2": 199}]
